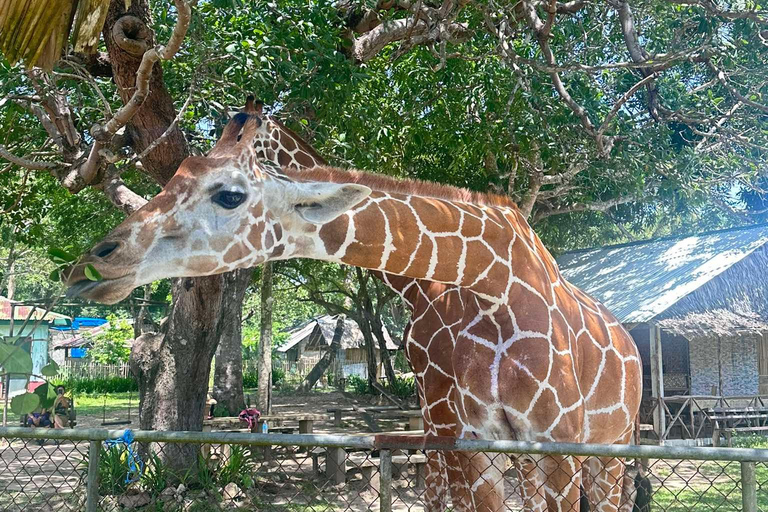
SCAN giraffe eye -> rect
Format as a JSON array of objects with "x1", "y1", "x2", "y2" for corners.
[{"x1": 212, "y1": 190, "x2": 246, "y2": 209}]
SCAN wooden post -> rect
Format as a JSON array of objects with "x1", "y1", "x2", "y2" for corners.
[
  {"x1": 649, "y1": 323, "x2": 666, "y2": 444},
  {"x1": 326, "y1": 446, "x2": 346, "y2": 484}
]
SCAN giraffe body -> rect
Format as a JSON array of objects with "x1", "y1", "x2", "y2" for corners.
[{"x1": 65, "y1": 110, "x2": 643, "y2": 511}]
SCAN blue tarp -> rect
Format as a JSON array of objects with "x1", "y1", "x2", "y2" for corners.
[
  {"x1": 51, "y1": 316, "x2": 107, "y2": 331},
  {"x1": 70, "y1": 347, "x2": 88, "y2": 358}
]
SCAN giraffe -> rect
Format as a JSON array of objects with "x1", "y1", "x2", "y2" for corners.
[
  {"x1": 64, "y1": 110, "x2": 644, "y2": 512},
  {"x1": 245, "y1": 102, "x2": 641, "y2": 512}
]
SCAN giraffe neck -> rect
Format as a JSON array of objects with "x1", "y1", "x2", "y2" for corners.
[{"x1": 274, "y1": 170, "x2": 558, "y2": 301}]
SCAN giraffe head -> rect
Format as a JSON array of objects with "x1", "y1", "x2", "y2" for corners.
[{"x1": 63, "y1": 108, "x2": 370, "y2": 304}]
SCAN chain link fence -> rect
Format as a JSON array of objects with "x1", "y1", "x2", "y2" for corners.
[{"x1": 0, "y1": 426, "x2": 767, "y2": 511}]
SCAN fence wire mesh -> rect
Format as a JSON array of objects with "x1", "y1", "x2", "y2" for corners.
[{"x1": 1, "y1": 427, "x2": 767, "y2": 511}]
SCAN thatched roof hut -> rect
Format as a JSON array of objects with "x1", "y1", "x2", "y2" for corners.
[
  {"x1": 277, "y1": 314, "x2": 398, "y2": 360},
  {"x1": 558, "y1": 223, "x2": 768, "y2": 400}
]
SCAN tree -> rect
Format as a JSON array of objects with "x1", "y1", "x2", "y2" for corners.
[
  {"x1": 211, "y1": 269, "x2": 252, "y2": 415},
  {"x1": 88, "y1": 314, "x2": 132, "y2": 364},
  {"x1": 256, "y1": 263, "x2": 273, "y2": 415}
]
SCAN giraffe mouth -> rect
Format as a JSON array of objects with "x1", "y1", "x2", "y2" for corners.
[{"x1": 64, "y1": 273, "x2": 137, "y2": 305}]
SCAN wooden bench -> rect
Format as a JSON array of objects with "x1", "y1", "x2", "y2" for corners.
[
  {"x1": 348, "y1": 453, "x2": 428, "y2": 491},
  {"x1": 708, "y1": 407, "x2": 768, "y2": 446},
  {"x1": 316, "y1": 451, "x2": 427, "y2": 491}
]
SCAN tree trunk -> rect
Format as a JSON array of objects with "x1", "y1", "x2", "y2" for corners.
[
  {"x1": 212, "y1": 269, "x2": 251, "y2": 415},
  {"x1": 104, "y1": 0, "x2": 188, "y2": 186},
  {"x1": 370, "y1": 315, "x2": 396, "y2": 385},
  {"x1": 257, "y1": 262, "x2": 274, "y2": 414},
  {"x1": 130, "y1": 275, "x2": 225, "y2": 470},
  {"x1": 299, "y1": 315, "x2": 345, "y2": 392},
  {"x1": 360, "y1": 318, "x2": 379, "y2": 391}
]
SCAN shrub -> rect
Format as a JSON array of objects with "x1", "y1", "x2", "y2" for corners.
[
  {"x1": 88, "y1": 315, "x2": 133, "y2": 364},
  {"x1": 390, "y1": 376, "x2": 416, "y2": 399},
  {"x1": 53, "y1": 376, "x2": 138, "y2": 394},
  {"x1": 241, "y1": 367, "x2": 285, "y2": 389},
  {"x1": 346, "y1": 375, "x2": 371, "y2": 395}
]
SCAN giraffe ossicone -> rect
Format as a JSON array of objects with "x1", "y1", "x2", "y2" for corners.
[{"x1": 64, "y1": 107, "x2": 643, "y2": 512}]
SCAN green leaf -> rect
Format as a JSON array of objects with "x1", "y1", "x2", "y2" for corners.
[
  {"x1": 84, "y1": 264, "x2": 103, "y2": 282},
  {"x1": 48, "y1": 247, "x2": 77, "y2": 264},
  {"x1": 11, "y1": 392, "x2": 40, "y2": 415},
  {"x1": 0, "y1": 342, "x2": 33, "y2": 375},
  {"x1": 40, "y1": 361, "x2": 59, "y2": 377},
  {"x1": 34, "y1": 383, "x2": 58, "y2": 409},
  {"x1": 49, "y1": 269, "x2": 60, "y2": 282}
]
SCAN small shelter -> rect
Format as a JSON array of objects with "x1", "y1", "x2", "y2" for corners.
[
  {"x1": 557, "y1": 223, "x2": 768, "y2": 438},
  {"x1": 50, "y1": 317, "x2": 110, "y2": 363},
  {"x1": 277, "y1": 314, "x2": 399, "y2": 379},
  {"x1": 0, "y1": 296, "x2": 70, "y2": 396}
]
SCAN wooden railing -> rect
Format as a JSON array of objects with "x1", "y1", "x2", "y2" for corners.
[{"x1": 642, "y1": 394, "x2": 768, "y2": 442}]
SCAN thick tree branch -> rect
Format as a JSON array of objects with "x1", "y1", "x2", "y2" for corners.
[
  {"x1": 83, "y1": 0, "x2": 194, "y2": 184},
  {"x1": 533, "y1": 193, "x2": 642, "y2": 222}
]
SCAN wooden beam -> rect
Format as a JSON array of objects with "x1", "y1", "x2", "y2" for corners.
[{"x1": 649, "y1": 323, "x2": 666, "y2": 444}]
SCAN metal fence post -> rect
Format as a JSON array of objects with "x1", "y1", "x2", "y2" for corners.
[
  {"x1": 741, "y1": 461, "x2": 757, "y2": 512},
  {"x1": 379, "y1": 449, "x2": 392, "y2": 512},
  {"x1": 86, "y1": 440, "x2": 101, "y2": 512}
]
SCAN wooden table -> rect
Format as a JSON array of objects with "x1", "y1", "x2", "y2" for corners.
[
  {"x1": 327, "y1": 406, "x2": 423, "y2": 430},
  {"x1": 257, "y1": 413, "x2": 327, "y2": 434},
  {"x1": 374, "y1": 410, "x2": 424, "y2": 431}
]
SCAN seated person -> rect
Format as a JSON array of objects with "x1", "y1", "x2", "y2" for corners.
[
  {"x1": 52, "y1": 386, "x2": 71, "y2": 429},
  {"x1": 27, "y1": 409, "x2": 52, "y2": 428}
]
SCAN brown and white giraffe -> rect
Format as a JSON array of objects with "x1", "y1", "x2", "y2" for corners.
[
  {"x1": 64, "y1": 110, "x2": 643, "y2": 512},
  {"x1": 245, "y1": 103, "x2": 642, "y2": 512}
]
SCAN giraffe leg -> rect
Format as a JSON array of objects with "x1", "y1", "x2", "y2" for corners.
[
  {"x1": 457, "y1": 451, "x2": 506, "y2": 512},
  {"x1": 514, "y1": 455, "x2": 549, "y2": 512},
  {"x1": 584, "y1": 429, "x2": 641, "y2": 512},
  {"x1": 423, "y1": 450, "x2": 448, "y2": 511},
  {"x1": 536, "y1": 454, "x2": 583, "y2": 512}
]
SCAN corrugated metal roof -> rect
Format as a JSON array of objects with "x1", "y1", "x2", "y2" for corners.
[
  {"x1": 556, "y1": 223, "x2": 768, "y2": 325},
  {"x1": 0, "y1": 296, "x2": 70, "y2": 322}
]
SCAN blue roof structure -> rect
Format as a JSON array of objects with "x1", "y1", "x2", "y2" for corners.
[{"x1": 556, "y1": 223, "x2": 768, "y2": 325}]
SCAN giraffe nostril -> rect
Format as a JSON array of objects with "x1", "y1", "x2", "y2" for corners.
[{"x1": 93, "y1": 241, "x2": 119, "y2": 259}]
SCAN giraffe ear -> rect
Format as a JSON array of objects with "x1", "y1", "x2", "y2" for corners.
[{"x1": 290, "y1": 182, "x2": 371, "y2": 224}]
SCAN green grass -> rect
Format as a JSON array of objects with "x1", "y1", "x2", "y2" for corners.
[
  {"x1": 73, "y1": 391, "x2": 137, "y2": 416},
  {"x1": 650, "y1": 436, "x2": 768, "y2": 512}
]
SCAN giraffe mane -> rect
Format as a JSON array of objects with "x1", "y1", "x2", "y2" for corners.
[{"x1": 283, "y1": 166, "x2": 519, "y2": 209}]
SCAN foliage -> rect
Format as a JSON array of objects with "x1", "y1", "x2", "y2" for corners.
[
  {"x1": 390, "y1": 376, "x2": 416, "y2": 400},
  {"x1": 731, "y1": 434, "x2": 768, "y2": 450},
  {"x1": 0, "y1": 335, "x2": 58, "y2": 415},
  {"x1": 241, "y1": 366, "x2": 285, "y2": 390},
  {"x1": 346, "y1": 375, "x2": 371, "y2": 395},
  {"x1": 52, "y1": 376, "x2": 138, "y2": 394},
  {"x1": 393, "y1": 350, "x2": 412, "y2": 374},
  {"x1": 85, "y1": 444, "x2": 134, "y2": 496},
  {"x1": 87, "y1": 315, "x2": 133, "y2": 364}
]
